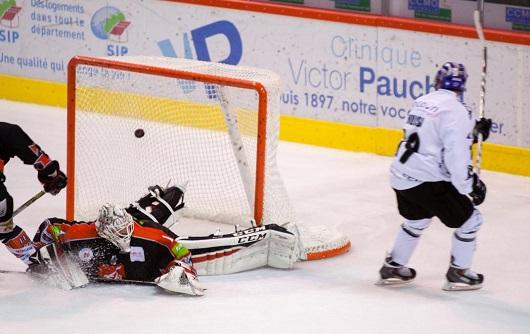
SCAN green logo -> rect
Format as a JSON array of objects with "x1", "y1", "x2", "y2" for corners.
[
  {"x1": 414, "y1": 7, "x2": 451, "y2": 22},
  {"x1": 0, "y1": 0, "x2": 16, "y2": 17},
  {"x1": 336, "y1": 0, "x2": 371, "y2": 12}
]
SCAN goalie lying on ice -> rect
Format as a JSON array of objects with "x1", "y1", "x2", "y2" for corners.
[
  {"x1": 32, "y1": 203, "x2": 204, "y2": 295},
  {"x1": 30, "y1": 185, "x2": 299, "y2": 293}
]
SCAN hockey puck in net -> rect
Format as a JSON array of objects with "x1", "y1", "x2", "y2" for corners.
[{"x1": 134, "y1": 129, "x2": 145, "y2": 138}]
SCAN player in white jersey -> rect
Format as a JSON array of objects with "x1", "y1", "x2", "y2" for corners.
[{"x1": 377, "y1": 62, "x2": 492, "y2": 291}]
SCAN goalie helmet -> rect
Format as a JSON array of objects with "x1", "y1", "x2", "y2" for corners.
[
  {"x1": 434, "y1": 62, "x2": 468, "y2": 92},
  {"x1": 96, "y1": 203, "x2": 134, "y2": 253}
]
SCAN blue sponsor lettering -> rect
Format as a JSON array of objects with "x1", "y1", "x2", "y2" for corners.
[
  {"x1": 106, "y1": 44, "x2": 128, "y2": 56},
  {"x1": 408, "y1": 0, "x2": 440, "y2": 14},
  {"x1": 359, "y1": 66, "x2": 433, "y2": 99},
  {"x1": 0, "y1": 30, "x2": 20, "y2": 43},
  {"x1": 506, "y1": 7, "x2": 530, "y2": 25},
  {"x1": 191, "y1": 20, "x2": 242, "y2": 65}
]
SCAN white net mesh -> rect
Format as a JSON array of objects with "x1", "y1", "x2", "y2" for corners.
[{"x1": 70, "y1": 56, "x2": 294, "y2": 226}]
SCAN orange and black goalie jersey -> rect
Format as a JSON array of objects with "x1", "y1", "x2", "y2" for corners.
[{"x1": 33, "y1": 218, "x2": 191, "y2": 282}]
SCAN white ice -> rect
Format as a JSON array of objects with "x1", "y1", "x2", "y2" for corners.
[{"x1": 0, "y1": 100, "x2": 529, "y2": 334}]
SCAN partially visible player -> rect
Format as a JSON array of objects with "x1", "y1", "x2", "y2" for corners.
[
  {"x1": 378, "y1": 62, "x2": 492, "y2": 291},
  {"x1": 0, "y1": 122, "x2": 67, "y2": 265}
]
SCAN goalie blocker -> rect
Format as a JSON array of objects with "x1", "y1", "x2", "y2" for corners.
[{"x1": 126, "y1": 184, "x2": 299, "y2": 275}]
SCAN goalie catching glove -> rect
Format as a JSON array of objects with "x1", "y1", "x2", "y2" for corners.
[
  {"x1": 155, "y1": 260, "x2": 204, "y2": 296},
  {"x1": 126, "y1": 185, "x2": 184, "y2": 228}
]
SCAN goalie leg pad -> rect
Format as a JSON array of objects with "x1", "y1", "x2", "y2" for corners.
[
  {"x1": 180, "y1": 224, "x2": 298, "y2": 275},
  {"x1": 267, "y1": 225, "x2": 298, "y2": 269}
]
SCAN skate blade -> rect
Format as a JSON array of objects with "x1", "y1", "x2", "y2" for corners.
[
  {"x1": 442, "y1": 281, "x2": 483, "y2": 291},
  {"x1": 375, "y1": 277, "x2": 414, "y2": 286}
]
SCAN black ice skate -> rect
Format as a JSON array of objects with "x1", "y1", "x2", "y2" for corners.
[
  {"x1": 376, "y1": 256, "x2": 416, "y2": 286},
  {"x1": 442, "y1": 267, "x2": 484, "y2": 291}
]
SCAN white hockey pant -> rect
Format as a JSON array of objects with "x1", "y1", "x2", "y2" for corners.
[
  {"x1": 390, "y1": 218, "x2": 432, "y2": 266},
  {"x1": 451, "y1": 209, "x2": 483, "y2": 269}
]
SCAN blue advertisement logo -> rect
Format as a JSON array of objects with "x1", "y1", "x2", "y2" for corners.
[
  {"x1": 158, "y1": 20, "x2": 242, "y2": 65},
  {"x1": 408, "y1": 0, "x2": 440, "y2": 14},
  {"x1": 91, "y1": 6, "x2": 130, "y2": 42},
  {"x1": 506, "y1": 7, "x2": 530, "y2": 25},
  {"x1": 157, "y1": 20, "x2": 242, "y2": 98},
  {"x1": 0, "y1": 0, "x2": 21, "y2": 29},
  {"x1": 0, "y1": 0, "x2": 20, "y2": 43}
]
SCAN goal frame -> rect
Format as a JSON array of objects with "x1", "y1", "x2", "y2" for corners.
[{"x1": 66, "y1": 55, "x2": 269, "y2": 225}]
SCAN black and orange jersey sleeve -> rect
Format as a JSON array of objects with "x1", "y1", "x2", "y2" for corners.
[
  {"x1": 132, "y1": 222, "x2": 190, "y2": 269},
  {"x1": 0, "y1": 122, "x2": 58, "y2": 175},
  {"x1": 42, "y1": 217, "x2": 98, "y2": 243},
  {"x1": 0, "y1": 122, "x2": 40, "y2": 165}
]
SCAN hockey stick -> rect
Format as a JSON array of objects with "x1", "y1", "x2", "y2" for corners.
[
  {"x1": 92, "y1": 277, "x2": 158, "y2": 286},
  {"x1": 12, "y1": 190, "x2": 46, "y2": 218},
  {"x1": 473, "y1": 9, "x2": 487, "y2": 175},
  {"x1": 0, "y1": 270, "x2": 156, "y2": 285}
]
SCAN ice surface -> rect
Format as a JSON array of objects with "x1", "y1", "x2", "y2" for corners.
[{"x1": 0, "y1": 100, "x2": 529, "y2": 334}]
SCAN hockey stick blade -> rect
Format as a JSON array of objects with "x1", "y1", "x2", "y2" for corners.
[{"x1": 38, "y1": 244, "x2": 89, "y2": 290}]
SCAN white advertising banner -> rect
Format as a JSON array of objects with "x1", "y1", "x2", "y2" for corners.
[{"x1": 0, "y1": 0, "x2": 528, "y2": 148}]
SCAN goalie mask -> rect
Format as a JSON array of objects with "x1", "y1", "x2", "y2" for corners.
[
  {"x1": 96, "y1": 203, "x2": 134, "y2": 253},
  {"x1": 434, "y1": 62, "x2": 468, "y2": 93}
]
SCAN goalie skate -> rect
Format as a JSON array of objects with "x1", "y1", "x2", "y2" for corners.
[
  {"x1": 375, "y1": 256, "x2": 416, "y2": 286},
  {"x1": 442, "y1": 267, "x2": 483, "y2": 291}
]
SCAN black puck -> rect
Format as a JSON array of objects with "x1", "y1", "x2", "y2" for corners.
[{"x1": 134, "y1": 129, "x2": 145, "y2": 138}]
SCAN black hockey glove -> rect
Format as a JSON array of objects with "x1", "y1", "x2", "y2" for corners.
[
  {"x1": 469, "y1": 173, "x2": 486, "y2": 206},
  {"x1": 38, "y1": 160, "x2": 67, "y2": 195},
  {"x1": 473, "y1": 118, "x2": 492, "y2": 143}
]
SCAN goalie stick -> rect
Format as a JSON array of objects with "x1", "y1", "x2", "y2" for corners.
[
  {"x1": 473, "y1": 8, "x2": 487, "y2": 175},
  {"x1": 0, "y1": 269, "x2": 157, "y2": 287},
  {"x1": 0, "y1": 270, "x2": 205, "y2": 295}
]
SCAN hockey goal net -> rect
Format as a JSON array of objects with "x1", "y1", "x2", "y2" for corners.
[{"x1": 67, "y1": 55, "x2": 350, "y2": 260}]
